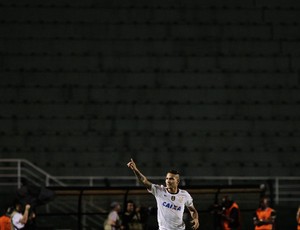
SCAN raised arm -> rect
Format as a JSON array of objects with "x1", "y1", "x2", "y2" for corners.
[
  {"x1": 20, "y1": 204, "x2": 31, "y2": 224},
  {"x1": 127, "y1": 158, "x2": 152, "y2": 190}
]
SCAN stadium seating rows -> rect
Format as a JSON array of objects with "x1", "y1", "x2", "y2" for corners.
[{"x1": 0, "y1": 0, "x2": 299, "y2": 177}]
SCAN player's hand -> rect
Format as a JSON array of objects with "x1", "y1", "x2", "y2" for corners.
[
  {"x1": 191, "y1": 218, "x2": 199, "y2": 229},
  {"x1": 127, "y1": 158, "x2": 137, "y2": 170}
]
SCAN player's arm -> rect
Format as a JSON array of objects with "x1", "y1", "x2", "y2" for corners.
[
  {"x1": 19, "y1": 204, "x2": 30, "y2": 224},
  {"x1": 127, "y1": 158, "x2": 152, "y2": 190},
  {"x1": 188, "y1": 205, "x2": 199, "y2": 229}
]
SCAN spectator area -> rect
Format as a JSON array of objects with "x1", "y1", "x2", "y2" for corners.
[{"x1": 0, "y1": 0, "x2": 299, "y2": 177}]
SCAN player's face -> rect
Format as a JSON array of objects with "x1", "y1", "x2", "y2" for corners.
[{"x1": 165, "y1": 173, "x2": 179, "y2": 189}]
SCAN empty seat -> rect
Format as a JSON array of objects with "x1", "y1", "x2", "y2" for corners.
[{"x1": 0, "y1": 0, "x2": 299, "y2": 178}]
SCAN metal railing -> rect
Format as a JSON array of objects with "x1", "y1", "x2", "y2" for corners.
[
  {"x1": 0, "y1": 158, "x2": 65, "y2": 188},
  {"x1": 1, "y1": 159, "x2": 300, "y2": 204}
]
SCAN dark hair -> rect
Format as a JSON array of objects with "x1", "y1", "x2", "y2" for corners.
[
  {"x1": 167, "y1": 170, "x2": 180, "y2": 175},
  {"x1": 126, "y1": 200, "x2": 134, "y2": 204},
  {"x1": 13, "y1": 199, "x2": 22, "y2": 206},
  {"x1": 6, "y1": 206, "x2": 14, "y2": 216},
  {"x1": 126, "y1": 200, "x2": 136, "y2": 209}
]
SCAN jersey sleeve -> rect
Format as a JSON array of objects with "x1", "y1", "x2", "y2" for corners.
[
  {"x1": 185, "y1": 191, "x2": 194, "y2": 207},
  {"x1": 148, "y1": 184, "x2": 164, "y2": 196}
]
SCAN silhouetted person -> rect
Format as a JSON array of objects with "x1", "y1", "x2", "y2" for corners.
[
  {"x1": 220, "y1": 196, "x2": 241, "y2": 230},
  {"x1": 253, "y1": 197, "x2": 276, "y2": 230},
  {"x1": 11, "y1": 201, "x2": 31, "y2": 230},
  {"x1": 104, "y1": 202, "x2": 123, "y2": 230},
  {"x1": 0, "y1": 206, "x2": 14, "y2": 230},
  {"x1": 296, "y1": 205, "x2": 300, "y2": 230},
  {"x1": 122, "y1": 200, "x2": 143, "y2": 230}
]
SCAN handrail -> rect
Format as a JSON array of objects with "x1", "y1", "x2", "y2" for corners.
[
  {"x1": 0, "y1": 159, "x2": 300, "y2": 204},
  {"x1": 48, "y1": 184, "x2": 264, "y2": 230},
  {"x1": 0, "y1": 158, "x2": 65, "y2": 187}
]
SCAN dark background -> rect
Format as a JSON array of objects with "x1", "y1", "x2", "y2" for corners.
[
  {"x1": 0, "y1": 0, "x2": 299, "y2": 177},
  {"x1": 0, "y1": 0, "x2": 299, "y2": 228}
]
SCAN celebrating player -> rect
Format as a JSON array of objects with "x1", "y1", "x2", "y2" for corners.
[{"x1": 127, "y1": 158, "x2": 199, "y2": 230}]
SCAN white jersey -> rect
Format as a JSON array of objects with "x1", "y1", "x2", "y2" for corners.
[
  {"x1": 11, "y1": 212, "x2": 25, "y2": 230},
  {"x1": 148, "y1": 184, "x2": 194, "y2": 230}
]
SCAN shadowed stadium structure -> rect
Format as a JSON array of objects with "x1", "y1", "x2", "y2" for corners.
[{"x1": 0, "y1": 0, "x2": 299, "y2": 229}]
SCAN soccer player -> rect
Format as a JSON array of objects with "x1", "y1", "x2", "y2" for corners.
[{"x1": 127, "y1": 158, "x2": 199, "y2": 230}]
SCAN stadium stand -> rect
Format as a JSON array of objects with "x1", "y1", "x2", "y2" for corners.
[{"x1": 0, "y1": 0, "x2": 299, "y2": 228}]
